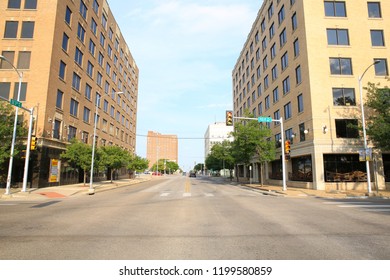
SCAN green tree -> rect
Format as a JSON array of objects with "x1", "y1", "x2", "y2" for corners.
[
  {"x1": 365, "y1": 83, "x2": 390, "y2": 151},
  {"x1": 205, "y1": 141, "x2": 234, "y2": 177},
  {"x1": 60, "y1": 139, "x2": 93, "y2": 185},
  {"x1": 127, "y1": 155, "x2": 149, "y2": 174},
  {"x1": 101, "y1": 145, "x2": 131, "y2": 182},
  {"x1": 151, "y1": 159, "x2": 179, "y2": 174},
  {"x1": 0, "y1": 102, "x2": 28, "y2": 169},
  {"x1": 231, "y1": 112, "x2": 275, "y2": 185}
]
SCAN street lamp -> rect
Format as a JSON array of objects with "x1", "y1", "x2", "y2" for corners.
[
  {"x1": 358, "y1": 60, "x2": 380, "y2": 194},
  {"x1": 89, "y1": 91, "x2": 123, "y2": 195},
  {"x1": 0, "y1": 55, "x2": 23, "y2": 196}
]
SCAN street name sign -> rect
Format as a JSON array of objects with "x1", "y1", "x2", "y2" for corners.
[
  {"x1": 10, "y1": 99, "x2": 22, "y2": 108},
  {"x1": 258, "y1": 116, "x2": 273, "y2": 122}
]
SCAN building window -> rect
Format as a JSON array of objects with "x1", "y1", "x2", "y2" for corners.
[
  {"x1": 13, "y1": 82, "x2": 27, "y2": 101},
  {"x1": 274, "y1": 110, "x2": 280, "y2": 122},
  {"x1": 265, "y1": 95, "x2": 270, "y2": 110},
  {"x1": 324, "y1": 1, "x2": 346, "y2": 17},
  {"x1": 103, "y1": 99, "x2": 109, "y2": 113},
  {"x1": 24, "y1": 0, "x2": 37, "y2": 9},
  {"x1": 374, "y1": 59, "x2": 388, "y2": 76},
  {"x1": 291, "y1": 13, "x2": 297, "y2": 31},
  {"x1": 70, "y1": 98, "x2": 79, "y2": 117},
  {"x1": 98, "y1": 52, "x2": 104, "y2": 66},
  {"x1": 102, "y1": 14, "x2": 107, "y2": 29},
  {"x1": 264, "y1": 75, "x2": 269, "y2": 90},
  {"x1": 74, "y1": 47, "x2": 83, "y2": 66},
  {"x1": 332, "y1": 88, "x2": 356, "y2": 106},
  {"x1": 79, "y1": 1, "x2": 88, "y2": 20},
  {"x1": 324, "y1": 154, "x2": 366, "y2": 182},
  {"x1": 293, "y1": 39, "x2": 300, "y2": 57},
  {"x1": 299, "y1": 123, "x2": 305, "y2": 142},
  {"x1": 62, "y1": 33, "x2": 69, "y2": 52},
  {"x1": 278, "y1": 5, "x2": 285, "y2": 25},
  {"x1": 85, "y1": 83, "x2": 92, "y2": 100},
  {"x1": 82, "y1": 131, "x2": 89, "y2": 144},
  {"x1": 93, "y1": 0, "x2": 99, "y2": 14},
  {"x1": 273, "y1": 87, "x2": 279, "y2": 103},
  {"x1": 90, "y1": 18, "x2": 97, "y2": 35},
  {"x1": 370, "y1": 30, "x2": 385, "y2": 46},
  {"x1": 0, "y1": 51, "x2": 15, "y2": 69},
  {"x1": 72, "y1": 72, "x2": 81, "y2": 91},
  {"x1": 283, "y1": 76, "x2": 290, "y2": 95},
  {"x1": 65, "y1": 6, "x2": 72, "y2": 25},
  {"x1": 285, "y1": 128, "x2": 293, "y2": 141},
  {"x1": 335, "y1": 119, "x2": 359, "y2": 138},
  {"x1": 270, "y1": 43, "x2": 276, "y2": 59},
  {"x1": 281, "y1": 52, "x2": 288, "y2": 70},
  {"x1": 263, "y1": 55, "x2": 268, "y2": 70},
  {"x1": 368, "y1": 2, "x2": 381, "y2": 18},
  {"x1": 268, "y1": 2, "x2": 274, "y2": 20},
  {"x1": 297, "y1": 93, "x2": 304, "y2": 113},
  {"x1": 284, "y1": 102, "x2": 292, "y2": 119},
  {"x1": 292, "y1": 156, "x2": 312, "y2": 182},
  {"x1": 21, "y1": 21, "x2": 35, "y2": 38},
  {"x1": 327, "y1": 29, "x2": 349, "y2": 45},
  {"x1": 89, "y1": 39, "x2": 96, "y2": 56},
  {"x1": 17, "y1": 52, "x2": 31, "y2": 69},
  {"x1": 56, "y1": 90, "x2": 63, "y2": 109},
  {"x1": 269, "y1": 23, "x2": 275, "y2": 39},
  {"x1": 272, "y1": 65, "x2": 278, "y2": 81},
  {"x1": 258, "y1": 102, "x2": 263, "y2": 115},
  {"x1": 295, "y1": 65, "x2": 302, "y2": 84},
  {"x1": 262, "y1": 37, "x2": 267, "y2": 51},
  {"x1": 109, "y1": 28, "x2": 114, "y2": 41},
  {"x1": 77, "y1": 23, "x2": 86, "y2": 42},
  {"x1": 4, "y1": 21, "x2": 18, "y2": 38},
  {"x1": 97, "y1": 72, "x2": 103, "y2": 87},
  {"x1": 83, "y1": 107, "x2": 90, "y2": 123},
  {"x1": 53, "y1": 120, "x2": 61, "y2": 139},
  {"x1": 330, "y1": 57, "x2": 352, "y2": 75},
  {"x1": 279, "y1": 28, "x2": 287, "y2": 47},
  {"x1": 100, "y1": 32, "x2": 105, "y2": 47},
  {"x1": 59, "y1": 60, "x2": 66, "y2": 79},
  {"x1": 0, "y1": 82, "x2": 11, "y2": 100},
  {"x1": 257, "y1": 83, "x2": 262, "y2": 97},
  {"x1": 68, "y1": 126, "x2": 77, "y2": 141},
  {"x1": 8, "y1": 0, "x2": 21, "y2": 9},
  {"x1": 87, "y1": 61, "x2": 94, "y2": 77}
]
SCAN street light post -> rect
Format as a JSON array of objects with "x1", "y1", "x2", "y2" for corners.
[
  {"x1": 358, "y1": 60, "x2": 380, "y2": 194},
  {"x1": 0, "y1": 55, "x2": 23, "y2": 196},
  {"x1": 89, "y1": 91, "x2": 123, "y2": 195}
]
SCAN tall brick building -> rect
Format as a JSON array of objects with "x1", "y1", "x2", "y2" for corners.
[
  {"x1": 233, "y1": 0, "x2": 389, "y2": 190},
  {"x1": 0, "y1": 0, "x2": 138, "y2": 187},
  {"x1": 146, "y1": 131, "x2": 178, "y2": 170}
]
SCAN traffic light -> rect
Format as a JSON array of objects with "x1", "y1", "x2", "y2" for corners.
[
  {"x1": 226, "y1": 110, "x2": 233, "y2": 126},
  {"x1": 284, "y1": 140, "x2": 291, "y2": 154},
  {"x1": 30, "y1": 136, "x2": 37, "y2": 150}
]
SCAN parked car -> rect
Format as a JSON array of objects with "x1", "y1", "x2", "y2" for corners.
[
  {"x1": 152, "y1": 172, "x2": 162, "y2": 176},
  {"x1": 189, "y1": 172, "x2": 196, "y2": 177}
]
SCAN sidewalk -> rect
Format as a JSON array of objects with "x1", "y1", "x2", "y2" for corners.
[
  {"x1": 0, "y1": 174, "x2": 154, "y2": 201},
  {"x1": 215, "y1": 177, "x2": 390, "y2": 199}
]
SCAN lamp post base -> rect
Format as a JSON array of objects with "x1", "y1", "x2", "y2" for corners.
[{"x1": 88, "y1": 188, "x2": 95, "y2": 195}]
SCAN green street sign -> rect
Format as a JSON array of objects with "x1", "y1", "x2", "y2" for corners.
[
  {"x1": 10, "y1": 99, "x2": 22, "y2": 108},
  {"x1": 258, "y1": 116, "x2": 273, "y2": 122}
]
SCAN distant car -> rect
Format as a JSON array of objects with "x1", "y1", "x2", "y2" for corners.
[
  {"x1": 152, "y1": 172, "x2": 162, "y2": 176},
  {"x1": 189, "y1": 172, "x2": 196, "y2": 177}
]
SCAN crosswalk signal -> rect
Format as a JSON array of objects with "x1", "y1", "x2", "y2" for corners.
[
  {"x1": 226, "y1": 110, "x2": 233, "y2": 126},
  {"x1": 30, "y1": 136, "x2": 37, "y2": 150}
]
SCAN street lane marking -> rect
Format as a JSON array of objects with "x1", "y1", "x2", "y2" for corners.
[
  {"x1": 205, "y1": 193, "x2": 214, "y2": 197},
  {"x1": 184, "y1": 178, "x2": 191, "y2": 194},
  {"x1": 323, "y1": 202, "x2": 372, "y2": 205},
  {"x1": 160, "y1": 193, "x2": 170, "y2": 197},
  {"x1": 338, "y1": 205, "x2": 390, "y2": 208}
]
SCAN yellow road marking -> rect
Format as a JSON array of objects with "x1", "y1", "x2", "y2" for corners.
[{"x1": 185, "y1": 178, "x2": 191, "y2": 193}]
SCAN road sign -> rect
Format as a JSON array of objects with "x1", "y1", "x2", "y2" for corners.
[
  {"x1": 258, "y1": 116, "x2": 272, "y2": 122},
  {"x1": 10, "y1": 99, "x2": 22, "y2": 108}
]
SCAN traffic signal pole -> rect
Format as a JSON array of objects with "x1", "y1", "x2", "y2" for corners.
[{"x1": 22, "y1": 106, "x2": 34, "y2": 192}]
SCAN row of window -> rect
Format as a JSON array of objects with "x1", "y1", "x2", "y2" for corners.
[
  {"x1": 3, "y1": 21, "x2": 35, "y2": 39},
  {"x1": 327, "y1": 28, "x2": 386, "y2": 47},
  {"x1": 7, "y1": 0, "x2": 37, "y2": 9},
  {"x1": 0, "y1": 50, "x2": 31, "y2": 70},
  {"x1": 324, "y1": 1, "x2": 382, "y2": 18},
  {"x1": 0, "y1": 82, "x2": 28, "y2": 101}
]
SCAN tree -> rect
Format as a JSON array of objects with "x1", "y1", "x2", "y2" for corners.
[
  {"x1": 151, "y1": 159, "x2": 179, "y2": 174},
  {"x1": 0, "y1": 102, "x2": 28, "y2": 168},
  {"x1": 205, "y1": 141, "x2": 234, "y2": 177},
  {"x1": 127, "y1": 155, "x2": 149, "y2": 174},
  {"x1": 60, "y1": 139, "x2": 93, "y2": 185},
  {"x1": 231, "y1": 112, "x2": 275, "y2": 185},
  {"x1": 100, "y1": 145, "x2": 131, "y2": 182},
  {"x1": 365, "y1": 83, "x2": 390, "y2": 151}
]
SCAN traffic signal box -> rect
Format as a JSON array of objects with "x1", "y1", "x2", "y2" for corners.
[
  {"x1": 30, "y1": 136, "x2": 37, "y2": 150},
  {"x1": 226, "y1": 110, "x2": 233, "y2": 126},
  {"x1": 284, "y1": 140, "x2": 291, "y2": 160}
]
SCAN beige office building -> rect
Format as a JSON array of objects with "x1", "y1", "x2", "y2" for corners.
[
  {"x1": 232, "y1": 0, "x2": 389, "y2": 191},
  {"x1": 147, "y1": 131, "x2": 178, "y2": 170},
  {"x1": 0, "y1": 0, "x2": 138, "y2": 187}
]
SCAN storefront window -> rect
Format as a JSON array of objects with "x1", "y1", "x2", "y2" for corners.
[
  {"x1": 291, "y1": 155, "x2": 312, "y2": 182},
  {"x1": 324, "y1": 154, "x2": 366, "y2": 182}
]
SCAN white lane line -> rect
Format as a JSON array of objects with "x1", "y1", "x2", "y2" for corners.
[
  {"x1": 204, "y1": 193, "x2": 214, "y2": 197},
  {"x1": 183, "y1": 193, "x2": 191, "y2": 197},
  {"x1": 338, "y1": 205, "x2": 390, "y2": 208},
  {"x1": 323, "y1": 202, "x2": 372, "y2": 205},
  {"x1": 363, "y1": 209, "x2": 390, "y2": 212},
  {"x1": 160, "y1": 193, "x2": 170, "y2": 197}
]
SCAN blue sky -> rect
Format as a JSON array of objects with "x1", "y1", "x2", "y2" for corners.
[{"x1": 108, "y1": 0, "x2": 262, "y2": 171}]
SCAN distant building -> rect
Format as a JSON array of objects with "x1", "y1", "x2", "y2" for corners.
[
  {"x1": 146, "y1": 131, "x2": 178, "y2": 169},
  {"x1": 0, "y1": 0, "x2": 139, "y2": 187},
  {"x1": 232, "y1": 0, "x2": 390, "y2": 190},
  {"x1": 204, "y1": 122, "x2": 234, "y2": 159}
]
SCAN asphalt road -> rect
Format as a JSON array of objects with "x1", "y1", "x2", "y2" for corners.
[{"x1": 0, "y1": 175, "x2": 389, "y2": 260}]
